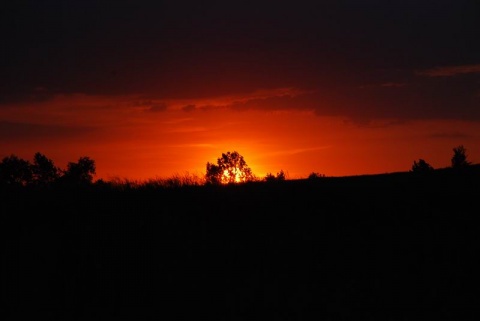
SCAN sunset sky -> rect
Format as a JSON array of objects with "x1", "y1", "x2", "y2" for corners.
[{"x1": 1, "y1": 0, "x2": 479, "y2": 181}]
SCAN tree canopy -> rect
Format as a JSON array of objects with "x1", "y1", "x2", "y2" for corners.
[
  {"x1": 61, "y1": 156, "x2": 96, "y2": 184},
  {"x1": 451, "y1": 145, "x2": 471, "y2": 168},
  {"x1": 32, "y1": 152, "x2": 59, "y2": 185},
  {"x1": 205, "y1": 151, "x2": 255, "y2": 184},
  {"x1": 0, "y1": 154, "x2": 32, "y2": 186},
  {"x1": 0, "y1": 153, "x2": 96, "y2": 187}
]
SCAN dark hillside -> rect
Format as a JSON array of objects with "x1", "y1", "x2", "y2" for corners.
[{"x1": 2, "y1": 167, "x2": 480, "y2": 320}]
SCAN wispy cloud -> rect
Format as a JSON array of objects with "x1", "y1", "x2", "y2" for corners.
[
  {"x1": 416, "y1": 64, "x2": 480, "y2": 77},
  {"x1": 172, "y1": 143, "x2": 216, "y2": 149},
  {"x1": 166, "y1": 126, "x2": 208, "y2": 133},
  {"x1": 163, "y1": 87, "x2": 313, "y2": 111},
  {"x1": 263, "y1": 146, "x2": 330, "y2": 157},
  {"x1": 359, "y1": 82, "x2": 406, "y2": 89},
  {"x1": 161, "y1": 117, "x2": 193, "y2": 125},
  {"x1": 342, "y1": 118, "x2": 407, "y2": 128},
  {"x1": 182, "y1": 104, "x2": 196, "y2": 112},
  {"x1": 148, "y1": 103, "x2": 168, "y2": 112},
  {"x1": 380, "y1": 82, "x2": 406, "y2": 87},
  {"x1": 429, "y1": 131, "x2": 472, "y2": 139}
]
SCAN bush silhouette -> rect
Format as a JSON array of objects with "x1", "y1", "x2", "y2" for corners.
[
  {"x1": 411, "y1": 159, "x2": 434, "y2": 173},
  {"x1": 264, "y1": 170, "x2": 286, "y2": 182},
  {"x1": 308, "y1": 172, "x2": 325, "y2": 180}
]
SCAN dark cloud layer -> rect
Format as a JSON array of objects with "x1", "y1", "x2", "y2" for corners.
[
  {"x1": 1, "y1": 0, "x2": 479, "y2": 121},
  {"x1": 0, "y1": 121, "x2": 96, "y2": 141}
]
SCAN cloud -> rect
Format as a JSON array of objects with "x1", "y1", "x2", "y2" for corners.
[
  {"x1": 2, "y1": 78, "x2": 479, "y2": 132},
  {"x1": 166, "y1": 126, "x2": 208, "y2": 133},
  {"x1": 359, "y1": 83, "x2": 407, "y2": 89},
  {"x1": 0, "y1": 121, "x2": 96, "y2": 141},
  {"x1": 166, "y1": 81, "x2": 480, "y2": 124},
  {"x1": 148, "y1": 103, "x2": 168, "y2": 112},
  {"x1": 416, "y1": 64, "x2": 480, "y2": 77},
  {"x1": 182, "y1": 104, "x2": 196, "y2": 112},
  {"x1": 429, "y1": 131, "x2": 472, "y2": 139},
  {"x1": 161, "y1": 117, "x2": 193, "y2": 125},
  {"x1": 341, "y1": 118, "x2": 407, "y2": 128},
  {"x1": 0, "y1": 87, "x2": 55, "y2": 106},
  {"x1": 133, "y1": 100, "x2": 154, "y2": 107},
  {"x1": 380, "y1": 82, "x2": 406, "y2": 88},
  {"x1": 264, "y1": 146, "x2": 330, "y2": 157},
  {"x1": 173, "y1": 143, "x2": 216, "y2": 149},
  {"x1": 160, "y1": 87, "x2": 313, "y2": 112}
]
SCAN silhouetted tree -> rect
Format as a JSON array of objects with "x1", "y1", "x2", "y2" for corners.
[
  {"x1": 411, "y1": 159, "x2": 434, "y2": 173},
  {"x1": 31, "y1": 152, "x2": 59, "y2": 185},
  {"x1": 265, "y1": 170, "x2": 286, "y2": 182},
  {"x1": 0, "y1": 154, "x2": 32, "y2": 186},
  {"x1": 205, "y1": 162, "x2": 223, "y2": 184},
  {"x1": 61, "y1": 156, "x2": 96, "y2": 184},
  {"x1": 451, "y1": 145, "x2": 471, "y2": 168},
  {"x1": 205, "y1": 151, "x2": 254, "y2": 184}
]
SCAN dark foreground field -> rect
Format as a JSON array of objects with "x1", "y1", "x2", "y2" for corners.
[{"x1": 2, "y1": 168, "x2": 480, "y2": 320}]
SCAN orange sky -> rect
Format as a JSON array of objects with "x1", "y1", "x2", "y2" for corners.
[
  {"x1": 2, "y1": 1, "x2": 479, "y2": 182},
  {"x1": 1, "y1": 91, "x2": 479, "y2": 182}
]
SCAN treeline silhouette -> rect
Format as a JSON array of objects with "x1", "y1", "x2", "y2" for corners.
[
  {"x1": 2, "y1": 145, "x2": 479, "y2": 320},
  {"x1": 0, "y1": 145, "x2": 475, "y2": 189},
  {"x1": 0, "y1": 152, "x2": 95, "y2": 188}
]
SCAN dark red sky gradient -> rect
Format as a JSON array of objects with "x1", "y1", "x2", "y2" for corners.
[{"x1": 1, "y1": 0, "x2": 479, "y2": 181}]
